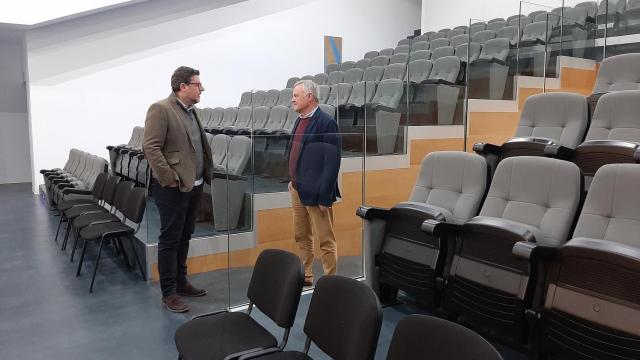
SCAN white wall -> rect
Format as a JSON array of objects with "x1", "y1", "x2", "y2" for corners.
[
  {"x1": 421, "y1": 0, "x2": 587, "y2": 32},
  {"x1": 0, "y1": 34, "x2": 31, "y2": 184},
  {"x1": 27, "y1": 0, "x2": 421, "y2": 192}
]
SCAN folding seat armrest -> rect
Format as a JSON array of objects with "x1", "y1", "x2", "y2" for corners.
[
  {"x1": 119, "y1": 148, "x2": 132, "y2": 154},
  {"x1": 356, "y1": 205, "x2": 389, "y2": 220},
  {"x1": 544, "y1": 144, "x2": 575, "y2": 160},
  {"x1": 464, "y1": 217, "x2": 537, "y2": 244},
  {"x1": 212, "y1": 172, "x2": 248, "y2": 181},
  {"x1": 512, "y1": 241, "x2": 557, "y2": 261},
  {"x1": 421, "y1": 219, "x2": 461, "y2": 237},
  {"x1": 237, "y1": 347, "x2": 281, "y2": 360},
  {"x1": 52, "y1": 178, "x2": 71, "y2": 185},
  {"x1": 136, "y1": 153, "x2": 145, "y2": 160},
  {"x1": 473, "y1": 142, "x2": 502, "y2": 156},
  {"x1": 62, "y1": 188, "x2": 92, "y2": 195},
  {"x1": 106, "y1": 145, "x2": 115, "y2": 151},
  {"x1": 372, "y1": 104, "x2": 399, "y2": 112},
  {"x1": 56, "y1": 183, "x2": 75, "y2": 190},
  {"x1": 422, "y1": 79, "x2": 455, "y2": 86},
  {"x1": 40, "y1": 169, "x2": 54, "y2": 174}
]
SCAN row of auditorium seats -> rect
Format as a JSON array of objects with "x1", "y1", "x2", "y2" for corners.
[
  {"x1": 358, "y1": 53, "x2": 640, "y2": 359},
  {"x1": 174, "y1": 249, "x2": 504, "y2": 360},
  {"x1": 106, "y1": 126, "x2": 149, "y2": 187},
  {"x1": 238, "y1": 88, "x2": 293, "y2": 108}
]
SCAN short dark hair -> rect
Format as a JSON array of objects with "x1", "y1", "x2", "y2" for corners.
[{"x1": 171, "y1": 66, "x2": 200, "y2": 92}]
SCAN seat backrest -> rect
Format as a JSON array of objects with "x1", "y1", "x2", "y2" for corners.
[
  {"x1": 90, "y1": 172, "x2": 108, "y2": 198},
  {"x1": 429, "y1": 37, "x2": 450, "y2": 50},
  {"x1": 111, "y1": 180, "x2": 134, "y2": 211},
  {"x1": 409, "y1": 49, "x2": 432, "y2": 62},
  {"x1": 300, "y1": 75, "x2": 314, "y2": 81},
  {"x1": 471, "y1": 29, "x2": 497, "y2": 44},
  {"x1": 386, "y1": 315, "x2": 503, "y2": 360},
  {"x1": 533, "y1": 12, "x2": 560, "y2": 27},
  {"x1": 363, "y1": 66, "x2": 385, "y2": 82},
  {"x1": 454, "y1": 25, "x2": 468, "y2": 31},
  {"x1": 318, "y1": 84, "x2": 331, "y2": 104},
  {"x1": 264, "y1": 105, "x2": 289, "y2": 131},
  {"x1": 101, "y1": 174, "x2": 120, "y2": 204},
  {"x1": 428, "y1": 56, "x2": 461, "y2": 83},
  {"x1": 225, "y1": 135, "x2": 252, "y2": 175},
  {"x1": 411, "y1": 41, "x2": 429, "y2": 52},
  {"x1": 508, "y1": 16, "x2": 532, "y2": 27},
  {"x1": 327, "y1": 70, "x2": 344, "y2": 85},
  {"x1": 431, "y1": 46, "x2": 455, "y2": 61},
  {"x1": 480, "y1": 156, "x2": 582, "y2": 245},
  {"x1": 364, "y1": 50, "x2": 379, "y2": 59},
  {"x1": 286, "y1": 76, "x2": 299, "y2": 89},
  {"x1": 397, "y1": 38, "x2": 412, "y2": 46},
  {"x1": 514, "y1": 92, "x2": 588, "y2": 148},
  {"x1": 455, "y1": 42, "x2": 482, "y2": 63},
  {"x1": 428, "y1": 32, "x2": 447, "y2": 41},
  {"x1": 303, "y1": 276, "x2": 382, "y2": 360},
  {"x1": 283, "y1": 108, "x2": 298, "y2": 131},
  {"x1": 382, "y1": 63, "x2": 407, "y2": 81},
  {"x1": 371, "y1": 79, "x2": 404, "y2": 109},
  {"x1": 394, "y1": 45, "x2": 410, "y2": 54},
  {"x1": 122, "y1": 187, "x2": 147, "y2": 224},
  {"x1": 340, "y1": 61, "x2": 356, "y2": 71},
  {"x1": 251, "y1": 106, "x2": 271, "y2": 129},
  {"x1": 344, "y1": 68, "x2": 364, "y2": 83},
  {"x1": 560, "y1": 7, "x2": 588, "y2": 26},
  {"x1": 469, "y1": 22, "x2": 487, "y2": 35},
  {"x1": 234, "y1": 106, "x2": 253, "y2": 128},
  {"x1": 576, "y1": 1, "x2": 598, "y2": 17},
  {"x1": 318, "y1": 103, "x2": 336, "y2": 119},
  {"x1": 598, "y1": 0, "x2": 626, "y2": 13},
  {"x1": 326, "y1": 83, "x2": 352, "y2": 106},
  {"x1": 497, "y1": 25, "x2": 520, "y2": 46},
  {"x1": 584, "y1": 90, "x2": 640, "y2": 142},
  {"x1": 528, "y1": 10, "x2": 547, "y2": 19},
  {"x1": 521, "y1": 21, "x2": 552, "y2": 43},
  {"x1": 627, "y1": 0, "x2": 640, "y2": 10},
  {"x1": 370, "y1": 55, "x2": 390, "y2": 67},
  {"x1": 408, "y1": 59, "x2": 433, "y2": 83},
  {"x1": 276, "y1": 88, "x2": 293, "y2": 107},
  {"x1": 438, "y1": 28, "x2": 451, "y2": 33},
  {"x1": 479, "y1": 38, "x2": 510, "y2": 62},
  {"x1": 211, "y1": 134, "x2": 229, "y2": 167},
  {"x1": 379, "y1": 47, "x2": 394, "y2": 56},
  {"x1": 447, "y1": 28, "x2": 466, "y2": 39},
  {"x1": 487, "y1": 20, "x2": 507, "y2": 32},
  {"x1": 346, "y1": 81, "x2": 377, "y2": 107},
  {"x1": 409, "y1": 151, "x2": 488, "y2": 224},
  {"x1": 413, "y1": 34, "x2": 429, "y2": 42},
  {"x1": 210, "y1": 107, "x2": 225, "y2": 127},
  {"x1": 450, "y1": 34, "x2": 469, "y2": 49},
  {"x1": 325, "y1": 63, "x2": 340, "y2": 74},
  {"x1": 239, "y1": 91, "x2": 252, "y2": 107},
  {"x1": 488, "y1": 17, "x2": 506, "y2": 23},
  {"x1": 389, "y1": 53, "x2": 409, "y2": 65},
  {"x1": 592, "y1": 53, "x2": 640, "y2": 93},
  {"x1": 355, "y1": 58, "x2": 371, "y2": 70},
  {"x1": 313, "y1": 73, "x2": 328, "y2": 85},
  {"x1": 247, "y1": 249, "x2": 303, "y2": 329},
  {"x1": 249, "y1": 90, "x2": 266, "y2": 107}
]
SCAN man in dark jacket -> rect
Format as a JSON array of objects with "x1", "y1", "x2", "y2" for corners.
[{"x1": 288, "y1": 80, "x2": 341, "y2": 287}]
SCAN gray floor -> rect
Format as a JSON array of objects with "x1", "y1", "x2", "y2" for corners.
[{"x1": 0, "y1": 182, "x2": 526, "y2": 359}]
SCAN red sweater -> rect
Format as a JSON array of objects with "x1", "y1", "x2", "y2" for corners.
[{"x1": 288, "y1": 117, "x2": 311, "y2": 182}]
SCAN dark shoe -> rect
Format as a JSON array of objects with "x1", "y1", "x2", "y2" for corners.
[
  {"x1": 303, "y1": 280, "x2": 313, "y2": 287},
  {"x1": 162, "y1": 294, "x2": 190, "y2": 313},
  {"x1": 177, "y1": 283, "x2": 207, "y2": 297}
]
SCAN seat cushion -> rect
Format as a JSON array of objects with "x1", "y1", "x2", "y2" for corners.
[
  {"x1": 73, "y1": 212, "x2": 120, "y2": 229},
  {"x1": 64, "y1": 204, "x2": 108, "y2": 219},
  {"x1": 175, "y1": 312, "x2": 277, "y2": 360},
  {"x1": 80, "y1": 221, "x2": 133, "y2": 241},
  {"x1": 58, "y1": 199, "x2": 97, "y2": 211}
]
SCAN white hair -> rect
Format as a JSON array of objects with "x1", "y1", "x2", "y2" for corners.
[{"x1": 293, "y1": 79, "x2": 319, "y2": 102}]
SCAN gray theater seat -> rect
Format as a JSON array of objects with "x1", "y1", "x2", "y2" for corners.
[
  {"x1": 370, "y1": 55, "x2": 390, "y2": 67},
  {"x1": 364, "y1": 50, "x2": 379, "y2": 59},
  {"x1": 432, "y1": 156, "x2": 581, "y2": 343},
  {"x1": 239, "y1": 91, "x2": 252, "y2": 107},
  {"x1": 366, "y1": 79, "x2": 404, "y2": 154},
  {"x1": 431, "y1": 46, "x2": 455, "y2": 61},
  {"x1": 455, "y1": 42, "x2": 481, "y2": 63},
  {"x1": 397, "y1": 38, "x2": 412, "y2": 46},
  {"x1": 409, "y1": 49, "x2": 432, "y2": 62},
  {"x1": 575, "y1": 90, "x2": 640, "y2": 177},
  {"x1": 358, "y1": 151, "x2": 488, "y2": 304},
  {"x1": 471, "y1": 38, "x2": 510, "y2": 99},
  {"x1": 423, "y1": 56, "x2": 462, "y2": 125},
  {"x1": 355, "y1": 58, "x2": 371, "y2": 70},
  {"x1": 576, "y1": 1, "x2": 598, "y2": 19},
  {"x1": 408, "y1": 59, "x2": 433, "y2": 83},
  {"x1": 533, "y1": 11, "x2": 560, "y2": 27},
  {"x1": 325, "y1": 63, "x2": 340, "y2": 74},
  {"x1": 428, "y1": 32, "x2": 447, "y2": 41},
  {"x1": 285, "y1": 77, "x2": 299, "y2": 89},
  {"x1": 487, "y1": 20, "x2": 507, "y2": 32},
  {"x1": 222, "y1": 106, "x2": 252, "y2": 134},
  {"x1": 538, "y1": 163, "x2": 640, "y2": 360},
  {"x1": 469, "y1": 22, "x2": 487, "y2": 35},
  {"x1": 389, "y1": 53, "x2": 409, "y2": 65},
  {"x1": 379, "y1": 48, "x2": 395, "y2": 56},
  {"x1": 209, "y1": 107, "x2": 238, "y2": 133},
  {"x1": 275, "y1": 88, "x2": 292, "y2": 108},
  {"x1": 326, "y1": 83, "x2": 352, "y2": 107},
  {"x1": 411, "y1": 41, "x2": 429, "y2": 52},
  {"x1": 300, "y1": 75, "x2": 314, "y2": 81},
  {"x1": 429, "y1": 37, "x2": 450, "y2": 50},
  {"x1": 263, "y1": 89, "x2": 280, "y2": 108},
  {"x1": 497, "y1": 25, "x2": 521, "y2": 46},
  {"x1": 344, "y1": 68, "x2": 364, "y2": 84},
  {"x1": 382, "y1": 63, "x2": 407, "y2": 81},
  {"x1": 447, "y1": 28, "x2": 466, "y2": 39},
  {"x1": 254, "y1": 105, "x2": 289, "y2": 134},
  {"x1": 528, "y1": 10, "x2": 547, "y2": 20},
  {"x1": 344, "y1": 80, "x2": 377, "y2": 109},
  {"x1": 250, "y1": 90, "x2": 266, "y2": 107},
  {"x1": 317, "y1": 84, "x2": 330, "y2": 104},
  {"x1": 471, "y1": 29, "x2": 497, "y2": 44},
  {"x1": 454, "y1": 25, "x2": 468, "y2": 32},
  {"x1": 488, "y1": 17, "x2": 506, "y2": 23},
  {"x1": 340, "y1": 61, "x2": 356, "y2": 71},
  {"x1": 450, "y1": 34, "x2": 469, "y2": 50},
  {"x1": 508, "y1": 16, "x2": 532, "y2": 28},
  {"x1": 413, "y1": 34, "x2": 429, "y2": 42},
  {"x1": 592, "y1": 53, "x2": 640, "y2": 93},
  {"x1": 327, "y1": 70, "x2": 344, "y2": 85},
  {"x1": 394, "y1": 45, "x2": 410, "y2": 54},
  {"x1": 519, "y1": 21, "x2": 554, "y2": 76},
  {"x1": 313, "y1": 73, "x2": 328, "y2": 85}
]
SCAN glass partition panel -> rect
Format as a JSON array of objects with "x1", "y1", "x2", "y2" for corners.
[
  {"x1": 516, "y1": 1, "x2": 559, "y2": 77},
  {"x1": 226, "y1": 132, "x2": 365, "y2": 307}
]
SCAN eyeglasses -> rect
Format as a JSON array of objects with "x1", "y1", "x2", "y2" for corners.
[{"x1": 187, "y1": 82, "x2": 205, "y2": 91}]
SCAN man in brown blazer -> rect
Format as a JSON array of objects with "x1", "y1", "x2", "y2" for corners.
[{"x1": 143, "y1": 66, "x2": 213, "y2": 313}]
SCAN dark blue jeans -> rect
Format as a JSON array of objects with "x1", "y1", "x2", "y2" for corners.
[{"x1": 152, "y1": 180, "x2": 203, "y2": 297}]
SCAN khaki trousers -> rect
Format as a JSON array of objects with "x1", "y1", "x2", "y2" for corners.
[{"x1": 290, "y1": 186, "x2": 337, "y2": 281}]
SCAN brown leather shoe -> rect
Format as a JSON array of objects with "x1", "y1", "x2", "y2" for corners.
[
  {"x1": 177, "y1": 283, "x2": 207, "y2": 297},
  {"x1": 162, "y1": 294, "x2": 190, "y2": 313}
]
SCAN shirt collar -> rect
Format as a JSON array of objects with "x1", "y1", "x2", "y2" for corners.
[
  {"x1": 300, "y1": 106, "x2": 318, "y2": 119},
  {"x1": 176, "y1": 98, "x2": 194, "y2": 113}
]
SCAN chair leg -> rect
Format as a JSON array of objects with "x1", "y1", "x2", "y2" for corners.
[
  {"x1": 76, "y1": 240, "x2": 89, "y2": 277},
  {"x1": 70, "y1": 228, "x2": 81, "y2": 262},
  {"x1": 54, "y1": 215, "x2": 66, "y2": 243},
  {"x1": 117, "y1": 237, "x2": 134, "y2": 269},
  {"x1": 61, "y1": 220, "x2": 73, "y2": 251},
  {"x1": 89, "y1": 238, "x2": 106, "y2": 293},
  {"x1": 128, "y1": 236, "x2": 147, "y2": 281}
]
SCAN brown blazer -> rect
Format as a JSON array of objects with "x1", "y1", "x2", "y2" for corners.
[{"x1": 143, "y1": 93, "x2": 212, "y2": 192}]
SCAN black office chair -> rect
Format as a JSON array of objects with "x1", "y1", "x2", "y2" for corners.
[
  {"x1": 386, "y1": 314, "x2": 503, "y2": 360},
  {"x1": 240, "y1": 275, "x2": 382, "y2": 360},
  {"x1": 174, "y1": 249, "x2": 304, "y2": 360}
]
